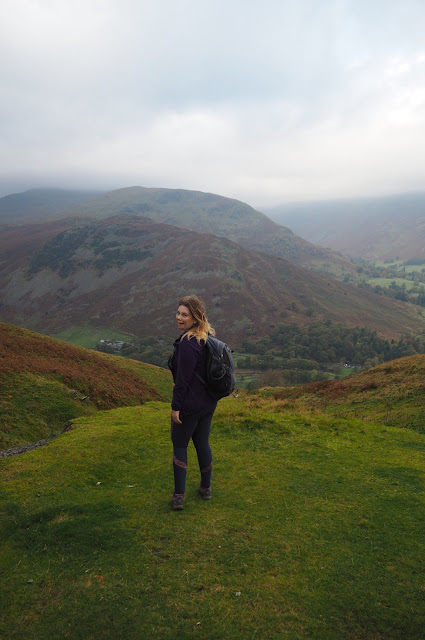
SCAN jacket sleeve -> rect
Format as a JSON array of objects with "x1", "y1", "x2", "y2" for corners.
[{"x1": 171, "y1": 337, "x2": 199, "y2": 411}]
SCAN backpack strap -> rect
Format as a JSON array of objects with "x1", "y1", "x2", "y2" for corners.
[
  {"x1": 194, "y1": 370, "x2": 207, "y2": 386},
  {"x1": 193, "y1": 337, "x2": 211, "y2": 387}
]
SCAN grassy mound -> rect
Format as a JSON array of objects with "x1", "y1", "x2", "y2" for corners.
[
  {"x1": 0, "y1": 323, "x2": 172, "y2": 449},
  {"x1": 1, "y1": 397, "x2": 425, "y2": 639}
]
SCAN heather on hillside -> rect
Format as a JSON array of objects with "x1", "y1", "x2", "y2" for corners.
[
  {"x1": 0, "y1": 323, "x2": 172, "y2": 449},
  {"x1": 0, "y1": 323, "x2": 166, "y2": 408},
  {"x1": 266, "y1": 354, "x2": 425, "y2": 433}
]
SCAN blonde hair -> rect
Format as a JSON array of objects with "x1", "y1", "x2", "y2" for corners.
[{"x1": 179, "y1": 295, "x2": 215, "y2": 343}]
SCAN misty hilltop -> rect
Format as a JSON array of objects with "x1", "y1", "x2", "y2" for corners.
[
  {"x1": 0, "y1": 186, "x2": 356, "y2": 278},
  {"x1": 265, "y1": 192, "x2": 425, "y2": 262},
  {"x1": 0, "y1": 188, "x2": 101, "y2": 223}
]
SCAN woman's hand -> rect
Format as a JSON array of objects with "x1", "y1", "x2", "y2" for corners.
[{"x1": 171, "y1": 409, "x2": 182, "y2": 424}]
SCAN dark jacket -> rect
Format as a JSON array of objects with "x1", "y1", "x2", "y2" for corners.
[{"x1": 170, "y1": 334, "x2": 217, "y2": 415}]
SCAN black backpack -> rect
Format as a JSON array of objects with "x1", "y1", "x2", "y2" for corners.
[
  {"x1": 195, "y1": 336, "x2": 236, "y2": 400},
  {"x1": 168, "y1": 335, "x2": 236, "y2": 400}
]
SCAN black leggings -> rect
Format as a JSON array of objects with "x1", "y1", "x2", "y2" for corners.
[{"x1": 171, "y1": 407, "x2": 214, "y2": 495}]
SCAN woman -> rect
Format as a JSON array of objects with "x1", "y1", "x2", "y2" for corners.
[{"x1": 169, "y1": 295, "x2": 217, "y2": 511}]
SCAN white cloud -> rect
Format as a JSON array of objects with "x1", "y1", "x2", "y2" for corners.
[{"x1": 1, "y1": 0, "x2": 425, "y2": 205}]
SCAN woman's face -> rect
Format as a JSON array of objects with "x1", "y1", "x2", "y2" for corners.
[{"x1": 176, "y1": 305, "x2": 195, "y2": 331}]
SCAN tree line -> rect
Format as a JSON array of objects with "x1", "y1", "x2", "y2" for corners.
[
  {"x1": 240, "y1": 321, "x2": 424, "y2": 369},
  {"x1": 96, "y1": 320, "x2": 425, "y2": 383}
]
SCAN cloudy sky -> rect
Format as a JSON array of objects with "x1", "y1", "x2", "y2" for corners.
[{"x1": 1, "y1": 0, "x2": 425, "y2": 207}]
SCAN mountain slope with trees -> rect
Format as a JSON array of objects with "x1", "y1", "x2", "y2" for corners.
[{"x1": 0, "y1": 215, "x2": 422, "y2": 345}]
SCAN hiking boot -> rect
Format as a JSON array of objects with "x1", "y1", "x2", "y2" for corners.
[
  {"x1": 171, "y1": 494, "x2": 184, "y2": 510},
  {"x1": 198, "y1": 485, "x2": 212, "y2": 500}
]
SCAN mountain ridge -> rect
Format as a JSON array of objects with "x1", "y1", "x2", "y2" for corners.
[{"x1": 0, "y1": 186, "x2": 356, "y2": 277}]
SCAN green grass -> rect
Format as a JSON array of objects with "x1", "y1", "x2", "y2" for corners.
[
  {"x1": 403, "y1": 265, "x2": 425, "y2": 273},
  {"x1": 1, "y1": 398, "x2": 425, "y2": 639},
  {"x1": 0, "y1": 373, "x2": 96, "y2": 449},
  {"x1": 51, "y1": 326, "x2": 134, "y2": 349},
  {"x1": 373, "y1": 261, "x2": 425, "y2": 274},
  {"x1": 366, "y1": 277, "x2": 418, "y2": 290},
  {"x1": 235, "y1": 369, "x2": 261, "y2": 389}
]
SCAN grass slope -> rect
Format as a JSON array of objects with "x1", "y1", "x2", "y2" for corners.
[
  {"x1": 1, "y1": 398, "x2": 425, "y2": 639},
  {"x1": 268, "y1": 354, "x2": 425, "y2": 433},
  {"x1": 0, "y1": 323, "x2": 172, "y2": 449}
]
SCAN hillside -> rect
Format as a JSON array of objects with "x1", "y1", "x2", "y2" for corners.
[
  {"x1": 0, "y1": 322, "x2": 172, "y2": 449},
  {"x1": 0, "y1": 186, "x2": 356, "y2": 277},
  {"x1": 265, "y1": 192, "x2": 425, "y2": 262},
  {"x1": 0, "y1": 217, "x2": 84, "y2": 274},
  {"x1": 1, "y1": 376, "x2": 425, "y2": 637},
  {"x1": 268, "y1": 353, "x2": 425, "y2": 432},
  {"x1": 0, "y1": 215, "x2": 422, "y2": 344}
]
